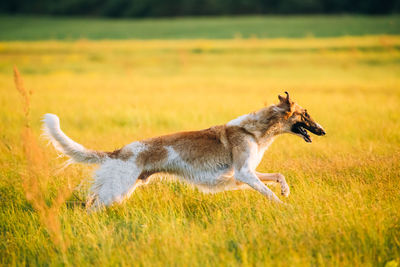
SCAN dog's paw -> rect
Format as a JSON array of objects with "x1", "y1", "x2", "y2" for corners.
[
  {"x1": 281, "y1": 184, "x2": 290, "y2": 197},
  {"x1": 276, "y1": 173, "x2": 290, "y2": 197}
]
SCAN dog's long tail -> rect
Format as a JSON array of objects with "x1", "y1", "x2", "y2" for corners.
[{"x1": 42, "y1": 113, "x2": 106, "y2": 164}]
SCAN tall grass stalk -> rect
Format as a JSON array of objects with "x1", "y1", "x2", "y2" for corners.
[{"x1": 13, "y1": 66, "x2": 74, "y2": 259}]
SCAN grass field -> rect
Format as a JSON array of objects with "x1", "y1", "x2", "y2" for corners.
[
  {"x1": 1, "y1": 28, "x2": 400, "y2": 265},
  {"x1": 1, "y1": 15, "x2": 400, "y2": 40}
]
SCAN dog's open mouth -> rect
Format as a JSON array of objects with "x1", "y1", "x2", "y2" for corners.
[{"x1": 291, "y1": 123, "x2": 312, "y2": 143}]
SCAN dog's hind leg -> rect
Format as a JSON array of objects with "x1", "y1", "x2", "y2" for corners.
[
  {"x1": 256, "y1": 172, "x2": 290, "y2": 197},
  {"x1": 88, "y1": 160, "x2": 143, "y2": 209}
]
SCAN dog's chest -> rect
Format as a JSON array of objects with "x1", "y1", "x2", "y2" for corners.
[{"x1": 251, "y1": 138, "x2": 275, "y2": 168}]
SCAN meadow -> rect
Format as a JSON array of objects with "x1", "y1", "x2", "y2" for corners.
[
  {"x1": 0, "y1": 15, "x2": 400, "y2": 40},
  {"x1": 0, "y1": 28, "x2": 400, "y2": 265}
]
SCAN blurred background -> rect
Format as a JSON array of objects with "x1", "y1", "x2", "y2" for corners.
[
  {"x1": 1, "y1": 0, "x2": 400, "y2": 17},
  {"x1": 0, "y1": 0, "x2": 399, "y2": 40}
]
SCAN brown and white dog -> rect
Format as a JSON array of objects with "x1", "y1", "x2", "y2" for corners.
[{"x1": 43, "y1": 92, "x2": 325, "y2": 209}]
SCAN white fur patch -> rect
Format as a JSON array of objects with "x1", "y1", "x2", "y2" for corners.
[{"x1": 227, "y1": 114, "x2": 250, "y2": 126}]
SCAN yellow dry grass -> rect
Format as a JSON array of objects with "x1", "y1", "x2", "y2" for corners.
[{"x1": 0, "y1": 36, "x2": 399, "y2": 266}]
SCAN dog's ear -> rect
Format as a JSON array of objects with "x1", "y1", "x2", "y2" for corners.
[
  {"x1": 278, "y1": 91, "x2": 290, "y2": 105},
  {"x1": 278, "y1": 91, "x2": 294, "y2": 118}
]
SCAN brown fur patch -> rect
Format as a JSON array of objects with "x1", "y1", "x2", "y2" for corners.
[
  {"x1": 136, "y1": 144, "x2": 168, "y2": 167},
  {"x1": 106, "y1": 148, "x2": 133, "y2": 161},
  {"x1": 139, "y1": 126, "x2": 233, "y2": 168},
  {"x1": 226, "y1": 126, "x2": 255, "y2": 146},
  {"x1": 172, "y1": 126, "x2": 231, "y2": 166}
]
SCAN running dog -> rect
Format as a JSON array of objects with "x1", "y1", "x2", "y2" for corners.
[{"x1": 43, "y1": 92, "x2": 325, "y2": 209}]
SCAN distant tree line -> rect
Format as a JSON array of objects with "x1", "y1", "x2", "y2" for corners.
[{"x1": 1, "y1": 0, "x2": 399, "y2": 17}]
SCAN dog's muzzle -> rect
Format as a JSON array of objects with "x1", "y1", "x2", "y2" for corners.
[{"x1": 291, "y1": 122, "x2": 326, "y2": 143}]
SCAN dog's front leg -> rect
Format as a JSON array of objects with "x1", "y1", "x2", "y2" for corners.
[
  {"x1": 235, "y1": 169, "x2": 282, "y2": 203},
  {"x1": 256, "y1": 172, "x2": 290, "y2": 197},
  {"x1": 232, "y1": 139, "x2": 283, "y2": 203}
]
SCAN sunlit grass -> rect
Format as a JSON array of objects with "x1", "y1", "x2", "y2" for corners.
[{"x1": 1, "y1": 36, "x2": 400, "y2": 266}]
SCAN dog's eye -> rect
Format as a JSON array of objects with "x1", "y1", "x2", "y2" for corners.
[{"x1": 304, "y1": 110, "x2": 310, "y2": 118}]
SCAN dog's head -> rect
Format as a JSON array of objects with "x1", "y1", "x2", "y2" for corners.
[{"x1": 277, "y1": 92, "x2": 326, "y2": 142}]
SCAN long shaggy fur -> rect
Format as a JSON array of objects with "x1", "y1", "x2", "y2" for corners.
[{"x1": 43, "y1": 114, "x2": 105, "y2": 164}]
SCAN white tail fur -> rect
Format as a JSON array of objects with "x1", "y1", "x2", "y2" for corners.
[{"x1": 42, "y1": 114, "x2": 105, "y2": 164}]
